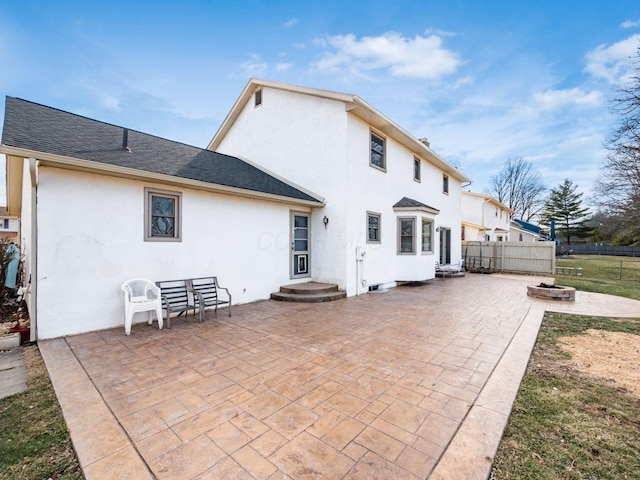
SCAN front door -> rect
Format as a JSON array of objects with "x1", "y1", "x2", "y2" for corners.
[
  {"x1": 291, "y1": 212, "x2": 310, "y2": 278},
  {"x1": 439, "y1": 227, "x2": 451, "y2": 265}
]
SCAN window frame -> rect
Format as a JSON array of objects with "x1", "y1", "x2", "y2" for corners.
[
  {"x1": 366, "y1": 211, "x2": 381, "y2": 244},
  {"x1": 414, "y1": 157, "x2": 421, "y2": 182},
  {"x1": 144, "y1": 187, "x2": 182, "y2": 242},
  {"x1": 254, "y1": 88, "x2": 262, "y2": 107},
  {"x1": 421, "y1": 218, "x2": 434, "y2": 254},
  {"x1": 370, "y1": 131, "x2": 386, "y2": 171},
  {"x1": 442, "y1": 174, "x2": 449, "y2": 194},
  {"x1": 397, "y1": 217, "x2": 416, "y2": 255}
]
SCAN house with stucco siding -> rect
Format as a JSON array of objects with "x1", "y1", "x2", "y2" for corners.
[
  {"x1": 1, "y1": 79, "x2": 471, "y2": 340},
  {"x1": 461, "y1": 191, "x2": 513, "y2": 242},
  {"x1": 210, "y1": 79, "x2": 471, "y2": 292}
]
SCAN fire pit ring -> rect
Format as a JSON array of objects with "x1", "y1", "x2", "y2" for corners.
[{"x1": 527, "y1": 282, "x2": 575, "y2": 301}]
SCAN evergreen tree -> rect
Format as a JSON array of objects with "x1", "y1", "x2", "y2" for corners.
[{"x1": 540, "y1": 179, "x2": 591, "y2": 245}]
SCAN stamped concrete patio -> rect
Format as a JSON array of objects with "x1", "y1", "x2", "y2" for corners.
[{"x1": 40, "y1": 274, "x2": 640, "y2": 479}]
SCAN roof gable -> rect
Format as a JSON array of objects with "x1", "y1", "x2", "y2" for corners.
[
  {"x1": 1, "y1": 97, "x2": 323, "y2": 205},
  {"x1": 393, "y1": 197, "x2": 440, "y2": 214},
  {"x1": 208, "y1": 78, "x2": 472, "y2": 184}
]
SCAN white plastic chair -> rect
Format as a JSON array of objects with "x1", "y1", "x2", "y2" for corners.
[{"x1": 120, "y1": 278, "x2": 163, "y2": 335}]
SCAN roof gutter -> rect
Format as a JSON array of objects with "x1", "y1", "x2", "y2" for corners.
[{"x1": 1, "y1": 145, "x2": 325, "y2": 208}]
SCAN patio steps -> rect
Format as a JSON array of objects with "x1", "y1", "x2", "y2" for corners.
[{"x1": 270, "y1": 282, "x2": 346, "y2": 303}]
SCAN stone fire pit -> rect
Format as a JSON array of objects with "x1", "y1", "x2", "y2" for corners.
[{"x1": 527, "y1": 282, "x2": 576, "y2": 301}]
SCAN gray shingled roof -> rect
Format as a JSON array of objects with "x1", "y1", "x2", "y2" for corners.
[
  {"x1": 393, "y1": 197, "x2": 440, "y2": 212},
  {"x1": 1, "y1": 97, "x2": 322, "y2": 204}
]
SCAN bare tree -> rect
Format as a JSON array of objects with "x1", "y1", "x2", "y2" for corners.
[
  {"x1": 595, "y1": 43, "x2": 640, "y2": 245},
  {"x1": 490, "y1": 157, "x2": 546, "y2": 221}
]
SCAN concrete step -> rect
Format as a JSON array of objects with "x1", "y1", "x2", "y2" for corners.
[{"x1": 271, "y1": 282, "x2": 346, "y2": 303}]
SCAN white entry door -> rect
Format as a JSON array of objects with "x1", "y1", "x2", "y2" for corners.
[{"x1": 291, "y1": 212, "x2": 310, "y2": 278}]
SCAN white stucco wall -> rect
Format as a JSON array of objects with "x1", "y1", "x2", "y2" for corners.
[
  {"x1": 34, "y1": 166, "x2": 306, "y2": 339},
  {"x1": 216, "y1": 85, "x2": 465, "y2": 294},
  {"x1": 216, "y1": 88, "x2": 349, "y2": 289}
]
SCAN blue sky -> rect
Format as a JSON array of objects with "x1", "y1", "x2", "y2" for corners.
[{"x1": 1, "y1": 0, "x2": 640, "y2": 208}]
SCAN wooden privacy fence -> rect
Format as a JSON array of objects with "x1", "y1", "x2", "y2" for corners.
[{"x1": 462, "y1": 241, "x2": 556, "y2": 274}]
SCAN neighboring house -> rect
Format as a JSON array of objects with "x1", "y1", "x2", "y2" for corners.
[
  {"x1": 0, "y1": 206, "x2": 19, "y2": 241},
  {"x1": 509, "y1": 219, "x2": 542, "y2": 242},
  {"x1": 210, "y1": 79, "x2": 471, "y2": 294},
  {"x1": 509, "y1": 220, "x2": 542, "y2": 243},
  {"x1": 461, "y1": 191, "x2": 513, "y2": 242},
  {"x1": 1, "y1": 80, "x2": 471, "y2": 340}
]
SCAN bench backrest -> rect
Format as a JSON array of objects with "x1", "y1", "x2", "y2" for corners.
[
  {"x1": 189, "y1": 277, "x2": 218, "y2": 303},
  {"x1": 156, "y1": 280, "x2": 191, "y2": 310}
]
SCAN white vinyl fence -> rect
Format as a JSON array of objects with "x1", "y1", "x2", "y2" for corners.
[{"x1": 462, "y1": 241, "x2": 556, "y2": 274}]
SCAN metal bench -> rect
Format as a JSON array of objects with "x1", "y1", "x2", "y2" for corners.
[
  {"x1": 554, "y1": 266, "x2": 583, "y2": 276},
  {"x1": 189, "y1": 276, "x2": 232, "y2": 321},
  {"x1": 155, "y1": 279, "x2": 199, "y2": 328}
]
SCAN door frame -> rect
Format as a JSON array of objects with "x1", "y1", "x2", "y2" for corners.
[
  {"x1": 439, "y1": 227, "x2": 451, "y2": 265},
  {"x1": 290, "y1": 211, "x2": 311, "y2": 279}
]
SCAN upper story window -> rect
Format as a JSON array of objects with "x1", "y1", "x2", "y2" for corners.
[
  {"x1": 367, "y1": 212, "x2": 381, "y2": 243},
  {"x1": 1, "y1": 219, "x2": 7, "y2": 229},
  {"x1": 414, "y1": 157, "x2": 421, "y2": 182},
  {"x1": 255, "y1": 89, "x2": 262, "y2": 107},
  {"x1": 442, "y1": 174, "x2": 449, "y2": 194},
  {"x1": 144, "y1": 188, "x2": 182, "y2": 242},
  {"x1": 370, "y1": 132, "x2": 386, "y2": 171}
]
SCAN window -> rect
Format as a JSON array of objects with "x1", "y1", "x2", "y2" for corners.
[
  {"x1": 2, "y1": 219, "x2": 7, "y2": 229},
  {"x1": 414, "y1": 157, "x2": 421, "y2": 182},
  {"x1": 145, "y1": 188, "x2": 182, "y2": 242},
  {"x1": 255, "y1": 89, "x2": 262, "y2": 107},
  {"x1": 367, "y1": 212, "x2": 381, "y2": 243},
  {"x1": 398, "y1": 217, "x2": 415, "y2": 254},
  {"x1": 421, "y1": 219, "x2": 433, "y2": 253},
  {"x1": 442, "y1": 174, "x2": 449, "y2": 194},
  {"x1": 370, "y1": 132, "x2": 386, "y2": 170}
]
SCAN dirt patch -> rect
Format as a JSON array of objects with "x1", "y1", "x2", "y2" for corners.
[{"x1": 558, "y1": 329, "x2": 640, "y2": 397}]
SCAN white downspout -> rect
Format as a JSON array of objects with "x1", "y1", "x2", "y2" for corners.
[{"x1": 28, "y1": 158, "x2": 38, "y2": 343}]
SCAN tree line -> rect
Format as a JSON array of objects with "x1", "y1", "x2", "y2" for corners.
[{"x1": 488, "y1": 44, "x2": 640, "y2": 246}]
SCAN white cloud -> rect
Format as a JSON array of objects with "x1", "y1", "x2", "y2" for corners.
[
  {"x1": 311, "y1": 31, "x2": 462, "y2": 80},
  {"x1": 532, "y1": 88, "x2": 602, "y2": 111},
  {"x1": 241, "y1": 54, "x2": 268, "y2": 77},
  {"x1": 276, "y1": 62, "x2": 292, "y2": 72},
  {"x1": 584, "y1": 34, "x2": 640, "y2": 84},
  {"x1": 283, "y1": 18, "x2": 298, "y2": 28},
  {"x1": 621, "y1": 19, "x2": 640, "y2": 28}
]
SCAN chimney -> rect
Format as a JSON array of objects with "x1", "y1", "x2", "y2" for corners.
[
  {"x1": 419, "y1": 137, "x2": 430, "y2": 148},
  {"x1": 122, "y1": 128, "x2": 132, "y2": 152}
]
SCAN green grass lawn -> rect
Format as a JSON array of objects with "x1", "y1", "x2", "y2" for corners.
[
  {"x1": 554, "y1": 255, "x2": 640, "y2": 300},
  {"x1": 490, "y1": 313, "x2": 640, "y2": 479},
  {"x1": 0, "y1": 346, "x2": 82, "y2": 480}
]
